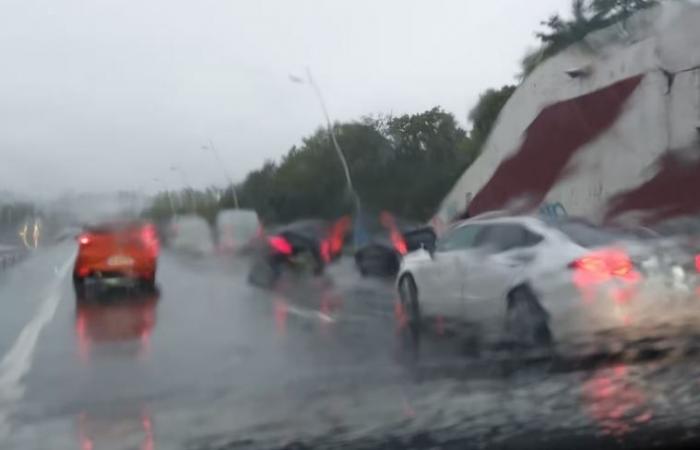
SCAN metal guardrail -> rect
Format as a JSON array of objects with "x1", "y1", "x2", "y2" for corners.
[{"x1": 0, "y1": 245, "x2": 25, "y2": 272}]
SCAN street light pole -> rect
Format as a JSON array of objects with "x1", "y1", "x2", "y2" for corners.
[
  {"x1": 202, "y1": 140, "x2": 239, "y2": 209},
  {"x1": 290, "y1": 68, "x2": 359, "y2": 211}
]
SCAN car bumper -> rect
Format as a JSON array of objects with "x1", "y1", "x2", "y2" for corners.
[
  {"x1": 537, "y1": 273, "x2": 700, "y2": 343},
  {"x1": 74, "y1": 258, "x2": 156, "y2": 281}
]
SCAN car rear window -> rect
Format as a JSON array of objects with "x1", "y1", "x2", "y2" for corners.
[
  {"x1": 86, "y1": 222, "x2": 146, "y2": 234},
  {"x1": 555, "y1": 221, "x2": 618, "y2": 248}
]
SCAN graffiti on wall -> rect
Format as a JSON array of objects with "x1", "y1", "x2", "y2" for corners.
[{"x1": 539, "y1": 202, "x2": 568, "y2": 219}]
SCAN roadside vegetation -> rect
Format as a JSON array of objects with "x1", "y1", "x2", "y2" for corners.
[{"x1": 145, "y1": 0, "x2": 660, "y2": 226}]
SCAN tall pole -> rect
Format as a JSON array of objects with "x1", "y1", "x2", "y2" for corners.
[
  {"x1": 291, "y1": 69, "x2": 360, "y2": 211},
  {"x1": 203, "y1": 140, "x2": 239, "y2": 209}
]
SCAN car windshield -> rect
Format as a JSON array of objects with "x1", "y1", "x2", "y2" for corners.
[{"x1": 4, "y1": 1, "x2": 700, "y2": 449}]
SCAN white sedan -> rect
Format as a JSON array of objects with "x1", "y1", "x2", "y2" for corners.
[{"x1": 396, "y1": 215, "x2": 650, "y2": 349}]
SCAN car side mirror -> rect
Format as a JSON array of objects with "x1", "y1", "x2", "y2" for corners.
[{"x1": 404, "y1": 227, "x2": 437, "y2": 254}]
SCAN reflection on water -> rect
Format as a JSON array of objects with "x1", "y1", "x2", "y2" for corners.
[
  {"x1": 74, "y1": 286, "x2": 160, "y2": 361},
  {"x1": 271, "y1": 280, "x2": 342, "y2": 338},
  {"x1": 582, "y1": 363, "x2": 653, "y2": 437},
  {"x1": 77, "y1": 407, "x2": 154, "y2": 450}
]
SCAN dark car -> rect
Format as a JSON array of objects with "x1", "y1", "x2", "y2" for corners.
[
  {"x1": 248, "y1": 217, "x2": 350, "y2": 288},
  {"x1": 354, "y1": 211, "x2": 436, "y2": 277}
]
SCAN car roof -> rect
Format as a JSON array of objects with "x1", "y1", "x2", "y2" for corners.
[
  {"x1": 216, "y1": 209, "x2": 259, "y2": 220},
  {"x1": 451, "y1": 215, "x2": 547, "y2": 231},
  {"x1": 84, "y1": 220, "x2": 152, "y2": 233}
]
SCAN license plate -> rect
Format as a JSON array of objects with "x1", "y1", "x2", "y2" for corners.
[{"x1": 107, "y1": 255, "x2": 134, "y2": 267}]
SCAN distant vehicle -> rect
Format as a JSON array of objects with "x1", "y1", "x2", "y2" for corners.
[
  {"x1": 248, "y1": 217, "x2": 350, "y2": 288},
  {"x1": 354, "y1": 211, "x2": 437, "y2": 277},
  {"x1": 54, "y1": 225, "x2": 82, "y2": 243},
  {"x1": 396, "y1": 215, "x2": 664, "y2": 352},
  {"x1": 215, "y1": 209, "x2": 262, "y2": 254},
  {"x1": 73, "y1": 220, "x2": 159, "y2": 294},
  {"x1": 168, "y1": 215, "x2": 214, "y2": 256}
]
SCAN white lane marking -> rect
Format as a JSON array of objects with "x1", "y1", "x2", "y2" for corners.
[
  {"x1": 285, "y1": 305, "x2": 337, "y2": 324},
  {"x1": 0, "y1": 255, "x2": 73, "y2": 440}
]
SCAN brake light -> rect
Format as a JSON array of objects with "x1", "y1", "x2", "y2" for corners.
[
  {"x1": 140, "y1": 225, "x2": 160, "y2": 253},
  {"x1": 380, "y1": 211, "x2": 408, "y2": 255},
  {"x1": 78, "y1": 234, "x2": 91, "y2": 245},
  {"x1": 570, "y1": 248, "x2": 639, "y2": 285},
  {"x1": 695, "y1": 255, "x2": 700, "y2": 273},
  {"x1": 391, "y1": 231, "x2": 408, "y2": 255},
  {"x1": 320, "y1": 240, "x2": 331, "y2": 263},
  {"x1": 268, "y1": 235, "x2": 292, "y2": 255}
]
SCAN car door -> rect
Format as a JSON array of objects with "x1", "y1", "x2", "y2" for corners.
[
  {"x1": 460, "y1": 223, "x2": 543, "y2": 323},
  {"x1": 415, "y1": 224, "x2": 482, "y2": 317}
]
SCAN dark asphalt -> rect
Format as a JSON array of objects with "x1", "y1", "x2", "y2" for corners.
[{"x1": 2, "y1": 242, "x2": 700, "y2": 449}]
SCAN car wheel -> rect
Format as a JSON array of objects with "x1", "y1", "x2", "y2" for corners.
[
  {"x1": 140, "y1": 274, "x2": 157, "y2": 290},
  {"x1": 355, "y1": 255, "x2": 369, "y2": 277},
  {"x1": 398, "y1": 275, "x2": 421, "y2": 358},
  {"x1": 506, "y1": 285, "x2": 552, "y2": 349},
  {"x1": 73, "y1": 276, "x2": 89, "y2": 301},
  {"x1": 247, "y1": 259, "x2": 280, "y2": 288}
]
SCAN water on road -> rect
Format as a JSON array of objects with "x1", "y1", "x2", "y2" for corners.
[{"x1": 1, "y1": 243, "x2": 700, "y2": 449}]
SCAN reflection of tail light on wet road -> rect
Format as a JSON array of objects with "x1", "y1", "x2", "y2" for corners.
[
  {"x1": 77, "y1": 409, "x2": 154, "y2": 450},
  {"x1": 274, "y1": 297, "x2": 288, "y2": 336},
  {"x1": 75, "y1": 289, "x2": 159, "y2": 361},
  {"x1": 272, "y1": 283, "x2": 340, "y2": 337},
  {"x1": 582, "y1": 364, "x2": 653, "y2": 437}
]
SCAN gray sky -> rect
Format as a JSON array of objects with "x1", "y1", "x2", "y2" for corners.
[{"x1": 0, "y1": 0, "x2": 568, "y2": 198}]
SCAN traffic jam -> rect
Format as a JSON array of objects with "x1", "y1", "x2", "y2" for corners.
[
  {"x1": 7, "y1": 1, "x2": 700, "y2": 449},
  {"x1": 71, "y1": 207, "x2": 700, "y2": 364}
]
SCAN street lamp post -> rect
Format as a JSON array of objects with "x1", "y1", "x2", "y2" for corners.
[
  {"x1": 201, "y1": 140, "x2": 239, "y2": 209},
  {"x1": 290, "y1": 68, "x2": 359, "y2": 211}
]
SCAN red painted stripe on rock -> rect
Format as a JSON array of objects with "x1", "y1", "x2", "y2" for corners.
[{"x1": 466, "y1": 75, "x2": 644, "y2": 217}]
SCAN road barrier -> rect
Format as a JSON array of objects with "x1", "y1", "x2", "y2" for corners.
[{"x1": 0, "y1": 245, "x2": 25, "y2": 272}]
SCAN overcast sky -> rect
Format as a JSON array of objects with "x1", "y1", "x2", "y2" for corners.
[{"x1": 0, "y1": 0, "x2": 568, "y2": 198}]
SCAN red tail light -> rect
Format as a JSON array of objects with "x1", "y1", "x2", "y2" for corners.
[
  {"x1": 695, "y1": 255, "x2": 700, "y2": 273},
  {"x1": 320, "y1": 239, "x2": 331, "y2": 263},
  {"x1": 78, "y1": 234, "x2": 92, "y2": 245},
  {"x1": 140, "y1": 225, "x2": 160, "y2": 254},
  {"x1": 268, "y1": 235, "x2": 293, "y2": 255},
  {"x1": 391, "y1": 231, "x2": 408, "y2": 255},
  {"x1": 570, "y1": 248, "x2": 639, "y2": 285},
  {"x1": 380, "y1": 211, "x2": 408, "y2": 255}
]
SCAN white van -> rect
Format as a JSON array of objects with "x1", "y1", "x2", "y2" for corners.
[
  {"x1": 169, "y1": 215, "x2": 214, "y2": 256},
  {"x1": 215, "y1": 209, "x2": 261, "y2": 253}
]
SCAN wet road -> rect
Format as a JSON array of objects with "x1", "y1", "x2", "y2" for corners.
[{"x1": 2, "y1": 242, "x2": 700, "y2": 449}]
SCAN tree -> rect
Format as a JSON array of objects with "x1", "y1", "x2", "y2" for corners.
[
  {"x1": 520, "y1": 0, "x2": 658, "y2": 77},
  {"x1": 144, "y1": 108, "x2": 476, "y2": 224},
  {"x1": 468, "y1": 85, "x2": 517, "y2": 148}
]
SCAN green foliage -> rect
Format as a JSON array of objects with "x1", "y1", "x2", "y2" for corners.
[
  {"x1": 144, "y1": 107, "x2": 486, "y2": 224},
  {"x1": 468, "y1": 85, "x2": 517, "y2": 147},
  {"x1": 521, "y1": 0, "x2": 658, "y2": 77}
]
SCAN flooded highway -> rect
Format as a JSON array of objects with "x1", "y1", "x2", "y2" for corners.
[{"x1": 2, "y1": 243, "x2": 700, "y2": 450}]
